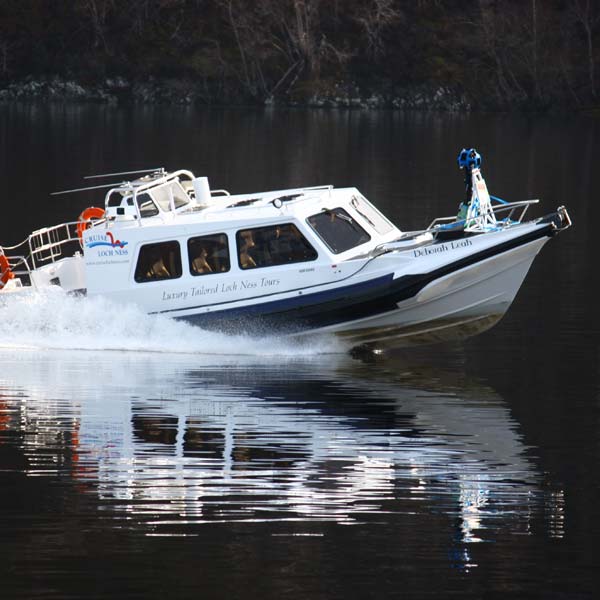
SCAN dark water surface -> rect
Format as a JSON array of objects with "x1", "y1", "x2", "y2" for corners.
[{"x1": 0, "y1": 104, "x2": 598, "y2": 598}]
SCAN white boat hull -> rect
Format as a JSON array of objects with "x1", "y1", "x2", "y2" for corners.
[{"x1": 323, "y1": 237, "x2": 548, "y2": 347}]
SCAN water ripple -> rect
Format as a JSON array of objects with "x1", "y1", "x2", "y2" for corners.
[{"x1": 0, "y1": 348, "x2": 559, "y2": 545}]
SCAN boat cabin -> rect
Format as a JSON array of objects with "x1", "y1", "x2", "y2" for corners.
[{"x1": 75, "y1": 169, "x2": 402, "y2": 313}]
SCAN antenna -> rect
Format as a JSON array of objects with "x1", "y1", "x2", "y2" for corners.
[
  {"x1": 83, "y1": 167, "x2": 164, "y2": 180},
  {"x1": 50, "y1": 182, "x2": 130, "y2": 196}
]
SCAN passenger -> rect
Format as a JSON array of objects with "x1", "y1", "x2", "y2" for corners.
[
  {"x1": 267, "y1": 225, "x2": 289, "y2": 263},
  {"x1": 250, "y1": 228, "x2": 272, "y2": 266},
  {"x1": 239, "y1": 230, "x2": 257, "y2": 269},
  {"x1": 212, "y1": 239, "x2": 230, "y2": 272},
  {"x1": 146, "y1": 249, "x2": 170, "y2": 279},
  {"x1": 287, "y1": 225, "x2": 310, "y2": 260},
  {"x1": 268, "y1": 225, "x2": 307, "y2": 262},
  {"x1": 192, "y1": 246, "x2": 213, "y2": 274}
]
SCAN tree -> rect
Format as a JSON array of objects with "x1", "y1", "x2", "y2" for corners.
[{"x1": 570, "y1": 0, "x2": 600, "y2": 98}]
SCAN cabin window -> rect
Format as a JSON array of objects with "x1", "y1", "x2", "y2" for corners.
[
  {"x1": 152, "y1": 182, "x2": 190, "y2": 212},
  {"x1": 107, "y1": 191, "x2": 126, "y2": 208},
  {"x1": 135, "y1": 192, "x2": 159, "y2": 218},
  {"x1": 134, "y1": 241, "x2": 182, "y2": 283},
  {"x1": 307, "y1": 208, "x2": 371, "y2": 254},
  {"x1": 236, "y1": 223, "x2": 317, "y2": 270},
  {"x1": 188, "y1": 233, "x2": 230, "y2": 276},
  {"x1": 350, "y1": 195, "x2": 395, "y2": 235}
]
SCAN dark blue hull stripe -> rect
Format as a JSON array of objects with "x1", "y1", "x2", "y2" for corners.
[
  {"x1": 177, "y1": 273, "x2": 396, "y2": 333},
  {"x1": 173, "y1": 223, "x2": 555, "y2": 333}
]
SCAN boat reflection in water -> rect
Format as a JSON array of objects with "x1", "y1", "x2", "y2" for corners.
[{"x1": 0, "y1": 349, "x2": 564, "y2": 565}]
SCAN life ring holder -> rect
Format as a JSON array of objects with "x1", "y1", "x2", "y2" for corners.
[
  {"x1": 0, "y1": 253, "x2": 14, "y2": 290},
  {"x1": 77, "y1": 207, "x2": 105, "y2": 246}
]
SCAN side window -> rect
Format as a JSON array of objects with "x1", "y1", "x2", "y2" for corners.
[
  {"x1": 107, "y1": 191, "x2": 124, "y2": 207},
  {"x1": 236, "y1": 224, "x2": 317, "y2": 270},
  {"x1": 136, "y1": 192, "x2": 159, "y2": 218},
  {"x1": 188, "y1": 233, "x2": 230, "y2": 276},
  {"x1": 307, "y1": 208, "x2": 371, "y2": 254},
  {"x1": 134, "y1": 241, "x2": 182, "y2": 283}
]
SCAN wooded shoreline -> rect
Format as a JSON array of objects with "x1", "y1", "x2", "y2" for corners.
[
  {"x1": 1, "y1": 1, "x2": 598, "y2": 112},
  {"x1": 0, "y1": 76, "x2": 472, "y2": 111}
]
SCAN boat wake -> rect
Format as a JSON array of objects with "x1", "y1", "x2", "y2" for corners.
[{"x1": 0, "y1": 288, "x2": 345, "y2": 356}]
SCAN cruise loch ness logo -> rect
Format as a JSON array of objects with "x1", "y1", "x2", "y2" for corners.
[{"x1": 85, "y1": 231, "x2": 128, "y2": 249}]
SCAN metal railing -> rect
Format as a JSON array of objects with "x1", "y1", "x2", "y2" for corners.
[
  {"x1": 27, "y1": 221, "x2": 86, "y2": 270},
  {"x1": 427, "y1": 199, "x2": 539, "y2": 231},
  {"x1": 6, "y1": 255, "x2": 32, "y2": 283}
]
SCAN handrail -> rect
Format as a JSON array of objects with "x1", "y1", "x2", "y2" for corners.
[
  {"x1": 3, "y1": 217, "x2": 100, "y2": 273},
  {"x1": 27, "y1": 220, "x2": 87, "y2": 269},
  {"x1": 105, "y1": 170, "x2": 198, "y2": 225},
  {"x1": 427, "y1": 199, "x2": 539, "y2": 231},
  {"x1": 7, "y1": 255, "x2": 35, "y2": 287}
]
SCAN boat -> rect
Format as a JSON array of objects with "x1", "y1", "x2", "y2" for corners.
[{"x1": 0, "y1": 149, "x2": 571, "y2": 349}]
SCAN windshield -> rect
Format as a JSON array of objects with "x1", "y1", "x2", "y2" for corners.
[
  {"x1": 151, "y1": 182, "x2": 190, "y2": 212},
  {"x1": 307, "y1": 208, "x2": 371, "y2": 254}
]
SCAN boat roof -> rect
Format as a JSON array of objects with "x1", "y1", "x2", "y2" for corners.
[{"x1": 101, "y1": 168, "x2": 372, "y2": 232}]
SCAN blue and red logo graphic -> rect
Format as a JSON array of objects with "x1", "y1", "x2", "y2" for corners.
[{"x1": 85, "y1": 232, "x2": 128, "y2": 249}]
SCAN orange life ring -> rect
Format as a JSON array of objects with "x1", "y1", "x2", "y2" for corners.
[
  {"x1": 0, "y1": 254, "x2": 14, "y2": 289},
  {"x1": 77, "y1": 206, "x2": 105, "y2": 242}
]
